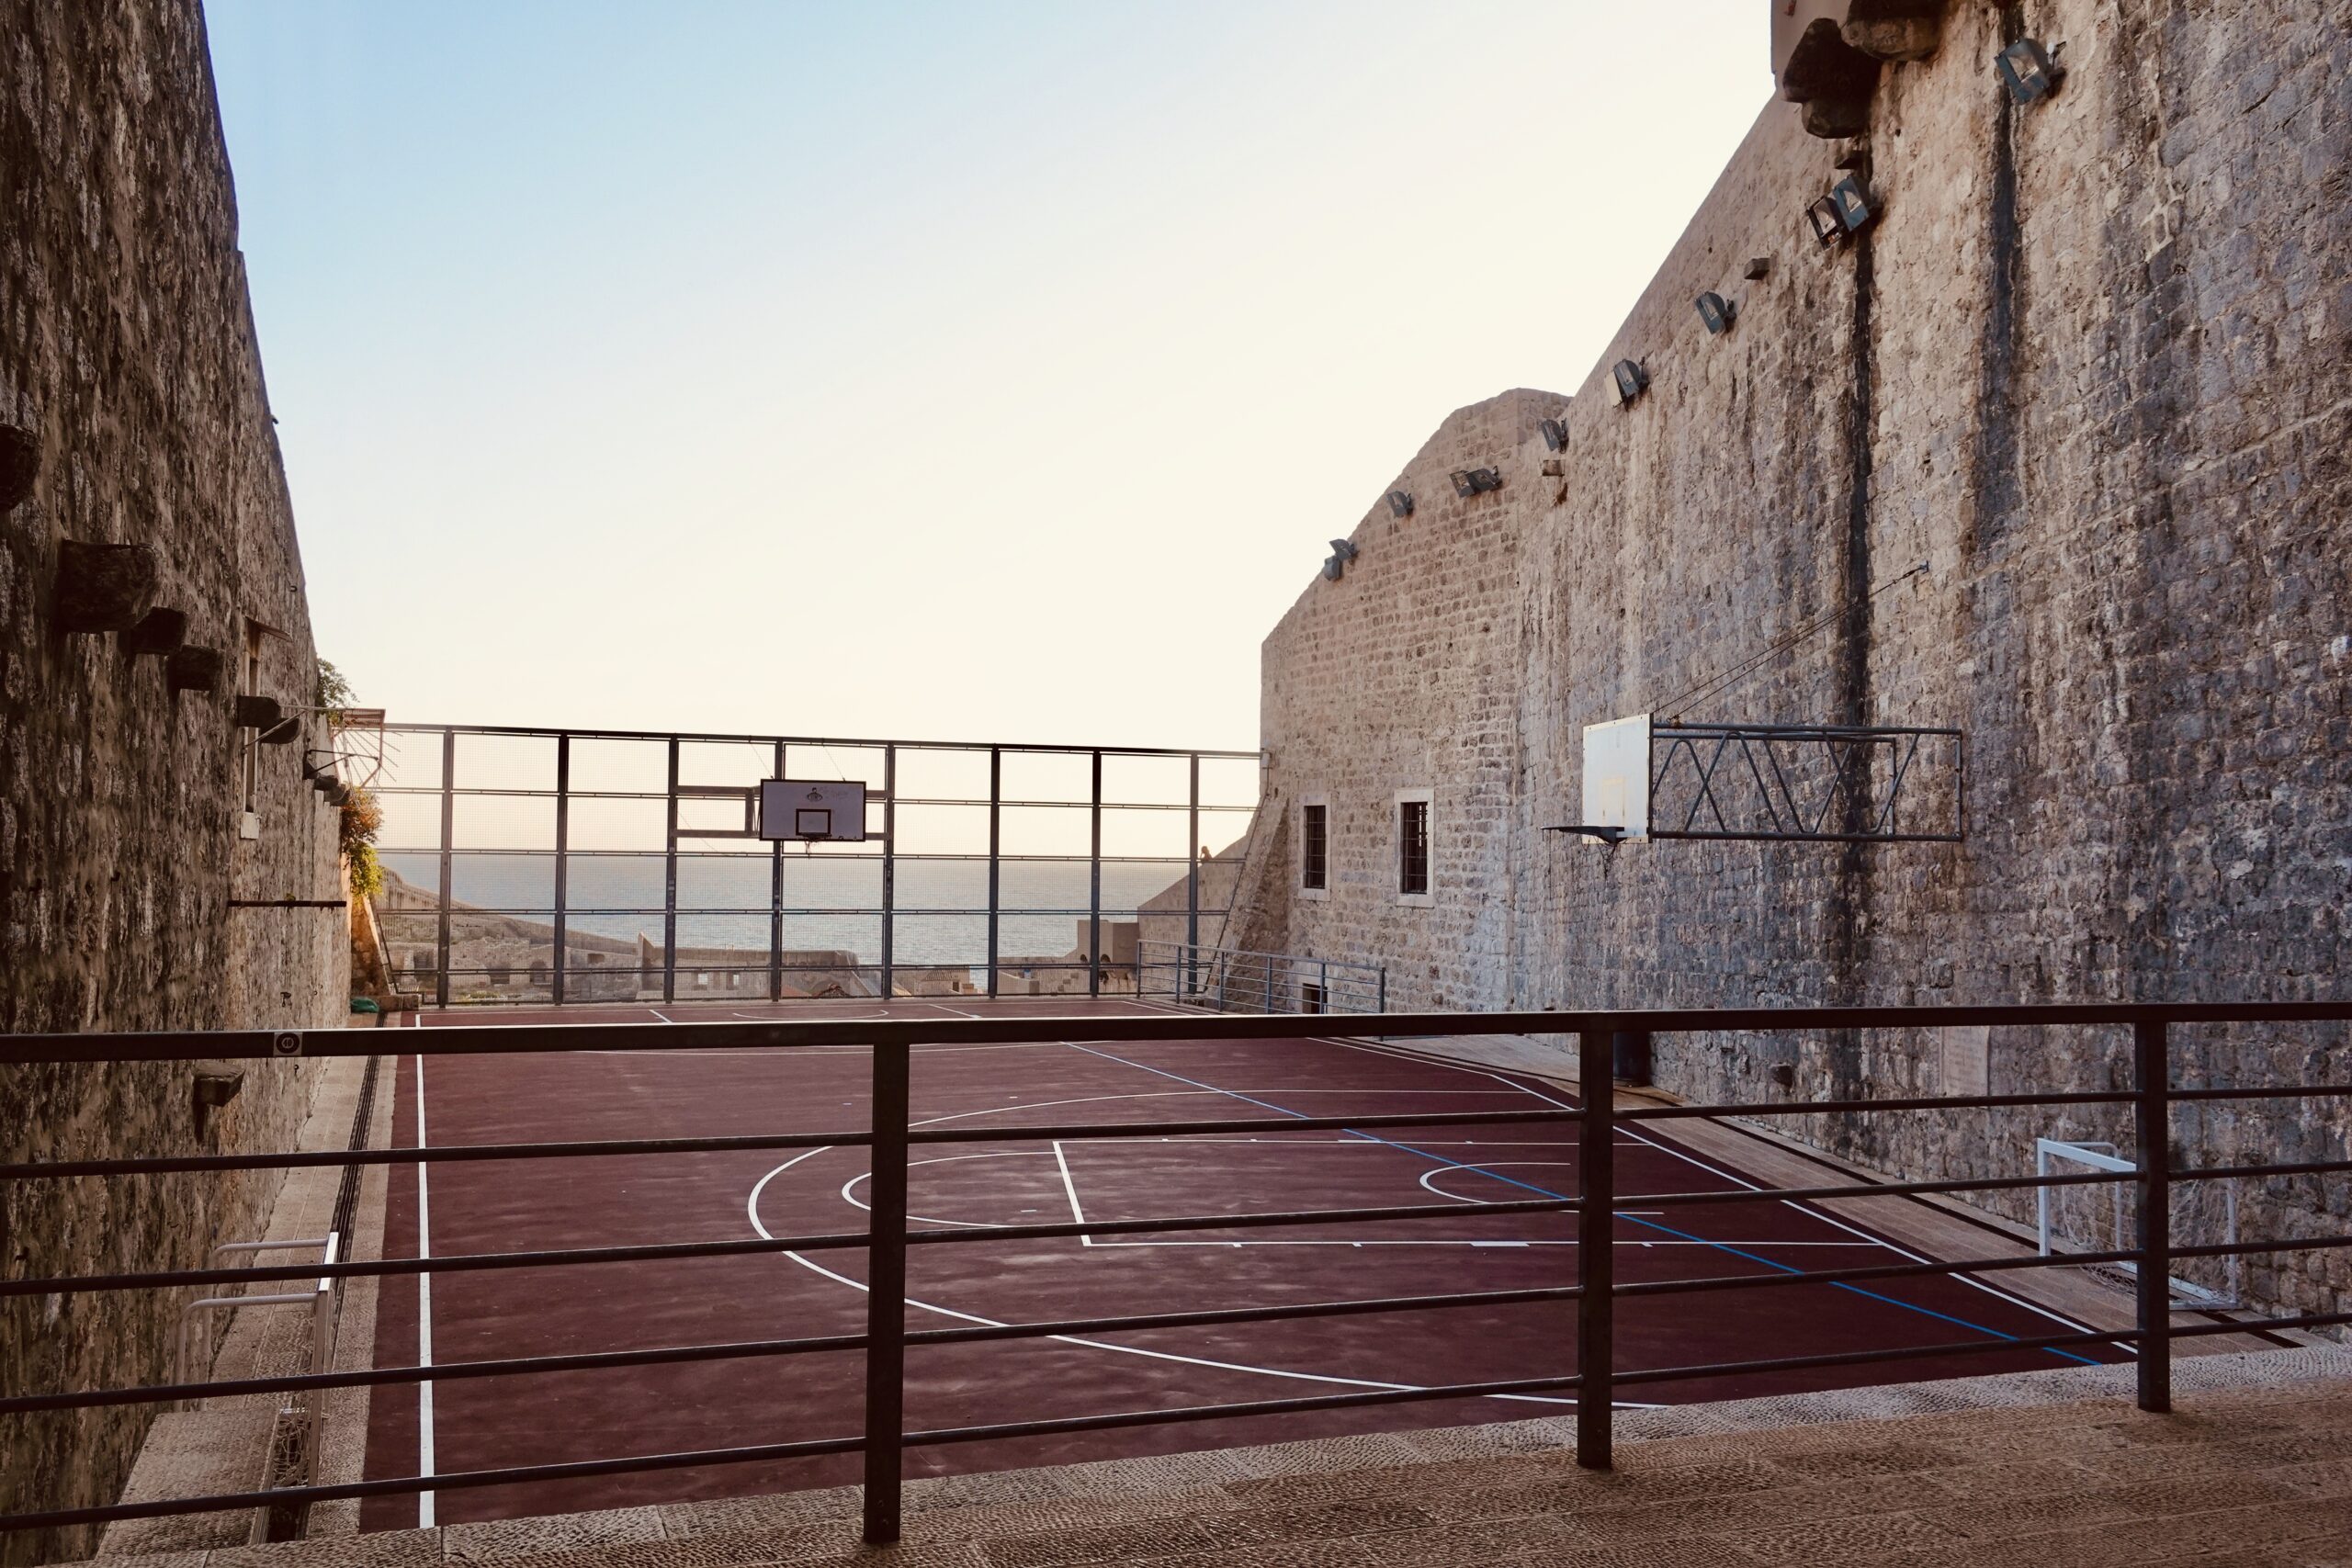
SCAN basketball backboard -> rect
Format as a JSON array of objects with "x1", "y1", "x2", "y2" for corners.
[
  {"x1": 759, "y1": 779, "x2": 869, "y2": 842},
  {"x1": 1580, "y1": 714, "x2": 1652, "y2": 843}
]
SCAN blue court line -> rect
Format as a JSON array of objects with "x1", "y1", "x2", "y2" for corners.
[{"x1": 1066, "y1": 1043, "x2": 2102, "y2": 1368}]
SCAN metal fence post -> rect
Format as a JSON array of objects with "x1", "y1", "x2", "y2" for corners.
[
  {"x1": 862, "y1": 1040, "x2": 911, "y2": 1543},
  {"x1": 661, "y1": 739, "x2": 679, "y2": 1004},
  {"x1": 434, "y1": 728, "x2": 455, "y2": 1010},
  {"x1": 2134, "y1": 1019, "x2": 2172, "y2": 1415},
  {"x1": 1577, "y1": 1030, "x2": 1618, "y2": 1470},
  {"x1": 986, "y1": 746, "x2": 1001, "y2": 1000},
  {"x1": 1088, "y1": 750, "x2": 1102, "y2": 999},
  {"x1": 879, "y1": 746, "x2": 896, "y2": 1000},
  {"x1": 551, "y1": 734, "x2": 570, "y2": 1007},
  {"x1": 769, "y1": 740, "x2": 785, "y2": 1003}
]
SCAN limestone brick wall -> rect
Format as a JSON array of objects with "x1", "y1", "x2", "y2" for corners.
[
  {"x1": 1264, "y1": 0, "x2": 2351, "y2": 1317},
  {"x1": 0, "y1": 3, "x2": 349, "y2": 1558}
]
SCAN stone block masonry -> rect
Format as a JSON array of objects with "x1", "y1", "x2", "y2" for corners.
[
  {"x1": 1261, "y1": 0, "x2": 2352, "y2": 1321},
  {"x1": 0, "y1": 2, "x2": 350, "y2": 1560}
]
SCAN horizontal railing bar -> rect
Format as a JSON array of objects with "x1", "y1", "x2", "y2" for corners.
[
  {"x1": 1648, "y1": 830, "x2": 1965, "y2": 844},
  {"x1": 2173, "y1": 1310, "x2": 2352, "y2": 1339},
  {"x1": 1612, "y1": 1246, "x2": 2146, "y2": 1300},
  {"x1": 2175, "y1": 1159, "x2": 2352, "y2": 1182},
  {"x1": 2173, "y1": 1085, "x2": 2352, "y2": 1101},
  {"x1": 0, "y1": 1228, "x2": 874, "y2": 1298},
  {"x1": 4, "y1": 1284, "x2": 1585, "y2": 1416},
  {"x1": 908, "y1": 1108, "x2": 1585, "y2": 1144},
  {"x1": 2, "y1": 1193, "x2": 1584, "y2": 1296},
  {"x1": 9, "y1": 1000, "x2": 2352, "y2": 1065},
  {"x1": 1, "y1": 1128, "x2": 874, "y2": 1180},
  {"x1": 2172, "y1": 1234, "x2": 2352, "y2": 1261},
  {"x1": 1621, "y1": 1090, "x2": 2142, "y2": 1120},
  {"x1": 1618, "y1": 1168, "x2": 2134, "y2": 1210},
  {"x1": 901, "y1": 1372, "x2": 1589, "y2": 1450},
  {"x1": 903, "y1": 1194, "x2": 1578, "y2": 1247},
  {"x1": 1611, "y1": 1325, "x2": 2135, "y2": 1389},
  {"x1": 1653, "y1": 722, "x2": 1964, "y2": 738}
]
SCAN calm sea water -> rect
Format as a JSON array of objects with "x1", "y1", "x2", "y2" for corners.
[{"x1": 380, "y1": 852, "x2": 1208, "y2": 964}]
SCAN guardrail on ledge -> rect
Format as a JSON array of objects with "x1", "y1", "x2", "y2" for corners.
[
  {"x1": 3, "y1": 1000, "x2": 2350, "y2": 1544},
  {"x1": 1136, "y1": 940, "x2": 1385, "y2": 1014}
]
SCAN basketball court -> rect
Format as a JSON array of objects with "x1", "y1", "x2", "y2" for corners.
[{"x1": 358, "y1": 997, "x2": 2127, "y2": 1529}]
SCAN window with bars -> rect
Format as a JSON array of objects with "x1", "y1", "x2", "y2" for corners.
[
  {"x1": 1301, "y1": 803, "x2": 1328, "y2": 891},
  {"x1": 1398, "y1": 798, "x2": 1430, "y2": 897}
]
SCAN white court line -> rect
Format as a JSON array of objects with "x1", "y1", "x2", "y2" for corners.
[
  {"x1": 413, "y1": 1055, "x2": 437, "y2": 1529},
  {"x1": 1051, "y1": 1140, "x2": 1091, "y2": 1246},
  {"x1": 648, "y1": 1009, "x2": 674, "y2": 1023},
  {"x1": 1328, "y1": 1036, "x2": 2108, "y2": 1341}
]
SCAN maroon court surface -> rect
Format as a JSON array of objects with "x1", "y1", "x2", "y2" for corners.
[{"x1": 360, "y1": 998, "x2": 2124, "y2": 1529}]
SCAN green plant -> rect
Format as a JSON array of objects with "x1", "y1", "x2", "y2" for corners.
[
  {"x1": 316, "y1": 657, "x2": 355, "y2": 722},
  {"x1": 339, "y1": 784, "x2": 384, "y2": 899}
]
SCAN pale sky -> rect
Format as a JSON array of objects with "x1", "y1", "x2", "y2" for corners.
[{"x1": 207, "y1": 2, "x2": 1772, "y2": 754}]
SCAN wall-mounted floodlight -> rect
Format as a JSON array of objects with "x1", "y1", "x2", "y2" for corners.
[
  {"x1": 1329, "y1": 538, "x2": 1359, "y2": 564},
  {"x1": 1386, "y1": 490, "x2": 1415, "y2": 519},
  {"x1": 1831, "y1": 175, "x2": 1876, "y2": 233},
  {"x1": 1450, "y1": 467, "x2": 1502, "y2": 498},
  {"x1": 1610, "y1": 359, "x2": 1648, "y2": 405},
  {"x1": 1321, "y1": 555, "x2": 1343, "y2": 581},
  {"x1": 1695, "y1": 292, "x2": 1736, "y2": 334},
  {"x1": 1743, "y1": 256, "x2": 1770, "y2": 280},
  {"x1": 1540, "y1": 417, "x2": 1568, "y2": 453},
  {"x1": 1322, "y1": 537, "x2": 1360, "y2": 581},
  {"x1": 1996, "y1": 38, "x2": 2063, "y2": 104},
  {"x1": 1807, "y1": 195, "x2": 1846, "y2": 244}
]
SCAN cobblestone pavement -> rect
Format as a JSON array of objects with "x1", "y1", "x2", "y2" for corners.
[{"x1": 82, "y1": 1348, "x2": 2352, "y2": 1568}]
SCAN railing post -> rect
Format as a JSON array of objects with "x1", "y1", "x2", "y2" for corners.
[
  {"x1": 2134, "y1": 1019, "x2": 2172, "y2": 1415},
  {"x1": 862, "y1": 1040, "x2": 911, "y2": 1543},
  {"x1": 1577, "y1": 1030, "x2": 1616, "y2": 1470}
]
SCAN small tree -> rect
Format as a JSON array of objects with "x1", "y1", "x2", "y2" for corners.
[
  {"x1": 318, "y1": 657, "x2": 382, "y2": 896},
  {"x1": 316, "y1": 658, "x2": 356, "y2": 723}
]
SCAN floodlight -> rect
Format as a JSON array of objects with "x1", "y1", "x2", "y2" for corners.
[
  {"x1": 1807, "y1": 194, "x2": 1846, "y2": 244},
  {"x1": 1610, "y1": 360, "x2": 1648, "y2": 405},
  {"x1": 1996, "y1": 38, "x2": 2063, "y2": 103},
  {"x1": 1695, "y1": 292, "x2": 1736, "y2": 334},
  {"x1": 1540, "y1": 417, "x2": 1568, "y2": 452},
  {"x1": 1831, "y1": 175, "x2": 1876, "y2": 233},
  {"x1": 1329, "y1": 538, "x2": 1359, "y2": 562},
  {"x1": 1385, "y1": 490, "x2": 1415, "y2": 519},
  {"x1": 1450, "y1": 467, "x2": 1502, "y2": 498}
]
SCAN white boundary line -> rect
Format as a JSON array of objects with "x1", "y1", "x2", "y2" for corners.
[
  {"x1": 413, "y1": 1054, "x2": 437, "y2": 1529},
  {"x1": 1328, "y1": 1035, "x2": 2113, "y2": 1343}
]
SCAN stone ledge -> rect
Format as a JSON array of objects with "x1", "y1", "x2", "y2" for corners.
[{"x1": 67, "y1": 1345, "x2": 2352, "y2": 1567}]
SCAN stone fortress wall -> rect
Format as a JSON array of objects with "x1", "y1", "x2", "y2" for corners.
[
  {"x1": 0, "y1": 3, "x2": 351, "y2": 1560},
  {"x1": 1259, "y1": 0, "x2": 2351, "y2": 1315}
]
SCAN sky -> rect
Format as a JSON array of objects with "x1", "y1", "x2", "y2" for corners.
[{"x1": 206, "y1": 2, "x2": 1772, "y2": 753}]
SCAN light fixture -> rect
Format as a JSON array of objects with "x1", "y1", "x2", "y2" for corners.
[
  {"x1": 1450, "y1": 468, "x2": 1502, "y2": 498},
  {"x1": 1386, "y1": 491, "x2": 1414, "y2": 519},
  {"x1": 1831, "y1": 174, "x2": 1876, "y2": 233},
  {"x1": 1695, "y1": 292, "x2": 1736, "y2": 334},
  {"x1": 1807, "y1": 195, "x2": 1846, "y2": 244},
  {"x1": 1743, "y1": 256, "x2": 1770, "y2": 280},
  {"x1": 1610, "y1": 360, "x2": 1648, "y2": 405},
  {"x1": 1996, "y1": 38, "x2": 2063, "y2": 104},
  {"x1": 1329, "y1": 538, "x2": 1359, "y2": 564},
  {"x1": 1322, "y1": 537, "x2": 1359, "y2": 581},
  {"x1": 1540, "y1": 417, "x2": 1568, "y2": 452}
]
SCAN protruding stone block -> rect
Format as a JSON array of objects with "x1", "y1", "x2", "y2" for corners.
[
  {"x1": 1780, "y1": 18, "x2": 1880, "y2": 103},
  {"x1": 0, "y1": 422, "x2": 37, "y2": 513},
  {"x1": 1844, "y1": 0, "x2": 1941, "y2": 62},
  {"x1": 53, "y1": 540, "x2": 160, "y2": 633},
  {"x1": 1803, "y1": 97, "x2": 1872, "y2": 138},
  {"x1": 166, "y1": 645, "x2": 224, "y2": 694},
  {"x1": 234, "y1": 694, "x2": 284, "y2": 729},
  {"x1": 124, "y1": 607, "x2": 188, "y2": 655}
]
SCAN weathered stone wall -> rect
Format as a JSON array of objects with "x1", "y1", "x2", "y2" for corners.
[
  {"x1": 0, "y1": 3, "x2": 349, "y2": 1558},
  {"x1": 1265, "y1": 0, "x2": 2351, "y2": 1314}
]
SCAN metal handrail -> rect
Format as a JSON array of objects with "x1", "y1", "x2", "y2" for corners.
[{"x1": 2, "y1": 1000, "x2": 2348, "y2": 1542}]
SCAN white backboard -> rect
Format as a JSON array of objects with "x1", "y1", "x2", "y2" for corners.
[
  {"x1": 759, "y1": 779, "x2": 869, "y2": 842},
  {"x1": 1580, "y1": 714, "x2": 1652, "y2": 842}
]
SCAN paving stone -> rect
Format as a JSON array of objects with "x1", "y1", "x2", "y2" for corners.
[{"x1": 443, "y1": 1505, "x2": 665, "y2": 1562}]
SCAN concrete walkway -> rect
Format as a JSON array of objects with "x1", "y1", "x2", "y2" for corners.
[{"x1": 82, "y1": 1346, "x2": 2352, "y2": 1568}]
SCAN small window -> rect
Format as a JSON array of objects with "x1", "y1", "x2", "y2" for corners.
[
  {"x1": 1301, "y1": 804, "x2": 1328, "y2": 891},
  {"x1": 1398, "y1": 799, "x2": 1430, "y2": 897}
]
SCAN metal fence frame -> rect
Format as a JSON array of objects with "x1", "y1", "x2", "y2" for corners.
[
  {"x1": 367, "y1": 724, "x2": 1261, "y2": 1007},
  {"x1": 1136, "y1": 940, "x2": 1385, "y2": 1015},
  {"x1": 5, "y1": 1000, "x2": 2351, "y2": 1541}
]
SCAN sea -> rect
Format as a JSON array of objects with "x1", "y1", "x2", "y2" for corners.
[{"x1": 379, "y1": 852, "x2": 1212, "y2": 965}]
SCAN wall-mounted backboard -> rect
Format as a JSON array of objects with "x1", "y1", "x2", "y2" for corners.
[{"x1": 759, "y1": 779, "x2": 870, "y2": 842}]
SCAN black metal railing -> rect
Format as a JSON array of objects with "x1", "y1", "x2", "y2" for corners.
[
  {"x1": 4, "y1": 1000, "x2": 2350, "y2": 1544},
  {"x1": 1136, "y1": 940, "x2": 1385, "y2": 1015}
]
